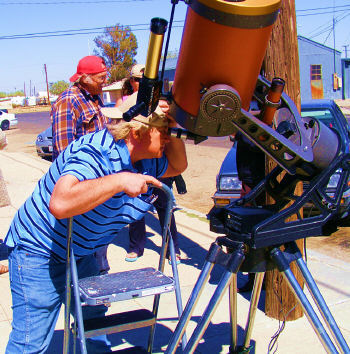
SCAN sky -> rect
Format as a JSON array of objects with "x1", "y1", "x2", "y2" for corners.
[{"x1": 0, "y1": 0, "x2": 350, "y2": 94}]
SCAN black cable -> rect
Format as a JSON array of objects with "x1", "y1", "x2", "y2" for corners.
[
  {"x1": 267, "y1": 271, "x2": 297, "y2": 353},
  {"x1": 160, "y1": 0, "x2": 178, "y2": 82}
]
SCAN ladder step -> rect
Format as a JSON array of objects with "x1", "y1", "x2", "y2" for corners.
[
  {"x1": 79, "y1": 267, "x2": 174, "y2": 305},
  {"x1": 83, "y1": 309, "x2": 156, "y2": 338}
]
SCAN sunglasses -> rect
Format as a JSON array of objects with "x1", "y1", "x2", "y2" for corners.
[{"x1": 132, "y1": 77, "x2": 141, "y2": 82}]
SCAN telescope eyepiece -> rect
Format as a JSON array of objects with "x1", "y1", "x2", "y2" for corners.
[
  {"x1": 122, "y1": 102, "x2": 146, "y2": 122},
  {"x1": 150, "y1": 17, "x2": 168, "y2": 34}
]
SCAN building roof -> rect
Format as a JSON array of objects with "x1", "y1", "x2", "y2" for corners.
[
  {"x1": 103, "y1": 79, "x2": 125, "y2": 92},
  {"x1": 298, "y1": 35, "x2": 341, "y2": 55},
  {"x1": 159, "y1": 56, "x2": 178, "y2": 71}
]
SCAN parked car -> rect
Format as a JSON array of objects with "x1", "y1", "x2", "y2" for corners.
[
  {"x1": 36, "y1": 126, "x2": 53, "y2": 160},
  {"x1": 212, "y1": 99, "x2": 350, "y2": 220},
  {"x1": 0, "y1": 110, "x2": 18, "y2": 130},
  {"x1": 300, "y1": 99, "x2": 350, "y2": 219},
  {"x1": 212, "y1": 142, "x2": 241, "y2": 208},
  {"x1": 35, "y1": 102, "x2": 116, "y2": 160}
]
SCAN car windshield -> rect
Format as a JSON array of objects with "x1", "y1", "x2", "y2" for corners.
[{"x1": 301, "y1": 108, "x2": 340, "y2": 131}]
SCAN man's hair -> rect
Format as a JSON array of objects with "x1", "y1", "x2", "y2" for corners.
[{"x1": 107, "y1": 120, "x2": 151, "y2": 141}]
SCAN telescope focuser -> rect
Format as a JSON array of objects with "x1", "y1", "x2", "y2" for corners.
[{"x1": 168, "y1": 127, "x2": 208, "y2": 145}]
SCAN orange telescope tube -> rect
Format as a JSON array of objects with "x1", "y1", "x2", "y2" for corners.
[{"x1": 171, "y1": 0, "x2": 281, "y2": 137}]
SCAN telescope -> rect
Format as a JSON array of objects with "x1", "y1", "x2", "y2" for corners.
[
  {"x1": 167, "y1": 0, "x2": 349, "y2": 248},
  {"x1": 125, "y1": 0, "x2": 350, "y2": 247},
  {"x1": 121, "y1": 1, "x2": 350, "y2": 353}
]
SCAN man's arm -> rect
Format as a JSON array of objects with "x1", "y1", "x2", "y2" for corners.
[
  {"x1": 49, "y1": 172, "x2": 162, "y2": 219},
  {"x1": 162, "y1": 136, "x2": 187, "y2": 178},
  {"x1": 162, "y1": 113, "x2": 188, "y2": 178}
]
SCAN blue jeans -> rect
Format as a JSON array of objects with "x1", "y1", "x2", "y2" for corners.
[
  {"x1": 6, "y1": 246, "x2": 111, "y2": 353},
  {"x1": 129, "y1": 177, "x2": 180, "y2": 257}
]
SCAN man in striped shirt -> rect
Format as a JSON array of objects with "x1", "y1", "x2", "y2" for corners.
[{"x1": 4, "y1": 93, "x2": 187, "y2": 353}]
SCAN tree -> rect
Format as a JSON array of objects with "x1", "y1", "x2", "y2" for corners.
[
  {"x1": 94, "y1": 24, "x2": 138, "y2": 83},
  {"x1": 50, "y1": 81, "x2": 69, "y2": 95},
  {"x1": 0, "y1": 91, "x2": 24, "y2": 98}
]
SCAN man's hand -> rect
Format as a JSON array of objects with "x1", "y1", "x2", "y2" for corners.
[
  {"x1": 159, "y1": 99, "x2": 170, "y2": 114},
  {"x1": 118, "y1": 172, "x2": 162, "y2": 197},
  {"x1": 50, "y1": 172, "x2": 162, "y2": 219},
  {"x1": 159, "y1": 99, "x2": 178, "y2": 128}
]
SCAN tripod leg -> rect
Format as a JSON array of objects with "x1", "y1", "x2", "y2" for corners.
[
  {"x1": 242, "y1": 272, "x2": 264, "y2": 351},
  {"x1": 165, "y1": 260, "x2": 214, "y2": 354},
  {"x1": 229, "y1": 274, "x2": 238, "y2": 351},
  {"x1": 296, "y1": 256, "x2": 350, "y2": 353},
  {"x1": 183, "y1": 249, "x2": 245, "y2": 354},
  {"x1": 271, "y1": 248, "x2": 339, "y2": 354}
]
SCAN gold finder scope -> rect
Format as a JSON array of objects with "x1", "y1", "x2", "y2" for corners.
[{"x1": 123, "y1": 17, "x2": 168, "y2": 122}]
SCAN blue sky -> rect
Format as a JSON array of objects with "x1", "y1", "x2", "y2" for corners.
[{"x1": 0, "y1": 0, "x2": 349, "y2": 94}]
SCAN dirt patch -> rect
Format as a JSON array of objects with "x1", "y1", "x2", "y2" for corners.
[
  {"x1": 306, "y1": 227, "x2": 350, "y2": 263},
  {"x1": 9, "y1": 106, "x2": 51, "y2": 114}
]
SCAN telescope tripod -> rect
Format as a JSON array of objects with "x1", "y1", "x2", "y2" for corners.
[{"x1": 165, "y1": 236, "x2": 350, "y2": 354}]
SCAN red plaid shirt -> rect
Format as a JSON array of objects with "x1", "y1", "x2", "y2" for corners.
[{"x1": 51, "y1": 84, "x2": 110, "y2": 160}]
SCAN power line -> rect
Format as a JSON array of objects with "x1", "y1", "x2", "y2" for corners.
[
  {"x1": 308, "y1": 12, "x2": 350, "y2": 39},
  {"x1": 296, "y1": 4, "x2": 350, "y2": 12},
  {"x1": 0, "y1": 0, "x2": 151, "y2": 4},
  {"x1": 0, "y1": 21, "x2": 185, "y2": 40},
  {"x1": 297, "y1": 8, "x2": 350, "y2": 17}
]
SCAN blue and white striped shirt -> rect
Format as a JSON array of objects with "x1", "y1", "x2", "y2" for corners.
[{"x1": 5, "y1": 129, "x2": 168, "y2": 262}]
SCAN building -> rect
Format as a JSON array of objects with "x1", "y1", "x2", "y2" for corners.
[
  {"x1": 298, "y1": 36, "x2": 343, "y2": 101},
  {"x1": 342, "y1": 58, "x2": 350, "y2": 99},
  {"x1": 102, "y1": 80, "x2": 125, "y2": 104},
  {"x1": 160, "y1": 36, "x2": 349, "y2": 102}
]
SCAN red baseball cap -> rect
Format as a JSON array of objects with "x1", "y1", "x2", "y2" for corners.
[{"x1": 69, "y1": 55, "x2": 107, "y2": 82}]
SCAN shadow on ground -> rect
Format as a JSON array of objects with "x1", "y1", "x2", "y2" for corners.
[
  {"x1": 49, "y1": 319, "x2": 256, "y2": 353},
  {"x1": 111, "y1": 212, "x2": 265, "y2": 297},
  {"x1": 47, "y1": 211, "x2": 265, "y2": 353}
]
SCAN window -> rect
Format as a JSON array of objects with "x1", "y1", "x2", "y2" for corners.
[
  {"x1": 310, "y1": 64, "x2": 322, "y2": 80},
  {"x1": 310, "y1": 64, "x2": 323, "y2": 99}
]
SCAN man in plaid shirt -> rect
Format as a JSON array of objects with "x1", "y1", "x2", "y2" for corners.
[
  {"x1": 51, "y1": 55, "x2": 109, "y2": 160},
  {"x1": 51, "y1": 55, "x2": 110, "y2": 273}
]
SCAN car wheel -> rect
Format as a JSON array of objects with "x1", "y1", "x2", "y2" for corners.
[{"x1": 1, "y1": 120, "x2": 10, "y2": 130}]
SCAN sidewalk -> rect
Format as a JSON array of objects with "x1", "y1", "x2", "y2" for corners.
[{"x1": 0, "y1": 151, "x2": 349, "y2": 353}]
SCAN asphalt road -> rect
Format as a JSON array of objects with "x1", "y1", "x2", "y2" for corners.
[
  {"x1": 4, "y1": 111, "x2": 51, "y2": 156},
  {"x1": 16, "y1": 111, "x2": 51, "y2": 134}
]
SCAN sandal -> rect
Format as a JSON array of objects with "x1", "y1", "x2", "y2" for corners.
[
  {"x1": 125, "y1": 252, "x2": 139, "y2": 262},
  {"x1": 168, "y1": 254, "x2": 181, "y2": 265},
  {"x1": 0, "y1": 264, "x2": 9, "y2": 275}
]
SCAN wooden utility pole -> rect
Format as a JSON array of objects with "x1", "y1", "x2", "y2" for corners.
[
  {"x1": 263, "y1": 0, "x2": 304, "y2": 321},
  {"x1": 44, "y1": 64, "x2": 50, "y2": 106}
]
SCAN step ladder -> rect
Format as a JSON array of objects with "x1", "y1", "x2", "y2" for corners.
[{"x1": 63, "y1": 184, "x2": 186, "y2": 353}]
